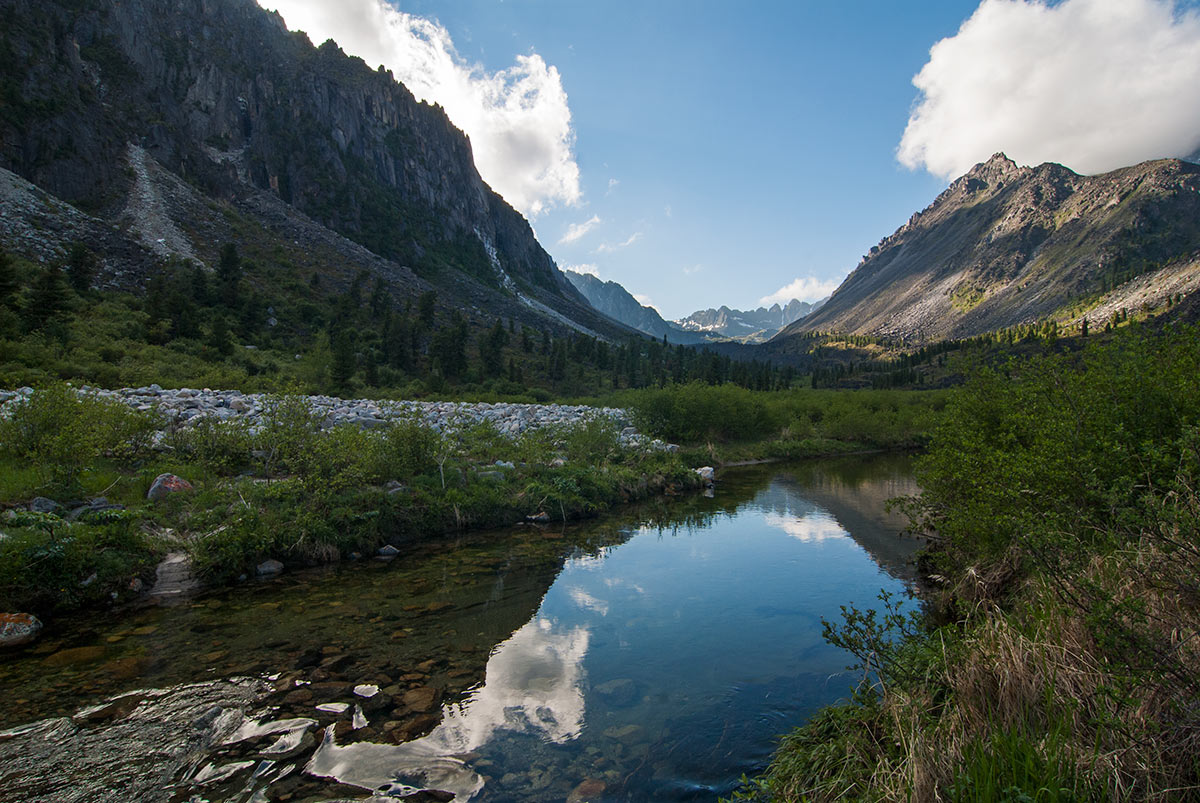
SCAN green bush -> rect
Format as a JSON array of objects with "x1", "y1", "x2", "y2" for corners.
[{"x1": 0, "y1": 383, "x2": 159, "y2": 493}]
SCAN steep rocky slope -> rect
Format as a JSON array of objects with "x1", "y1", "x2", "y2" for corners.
[
  {"x1": 564, "y1": 270, "x2": 709, "y2": 343},
  {"x1": 786, "y1": 154, "x2": 1200, "y2": 342},
  {"x1": 0, "y1": 0, "x2": 625, "y2": 337}
]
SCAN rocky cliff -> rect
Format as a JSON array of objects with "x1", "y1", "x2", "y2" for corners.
[
  {"x1": 563, "y1": 270, "x2": 709, "y2": 343},
  {"x1": 0, "y1": 0, "x2": 620, "y2": 336},
  {"x1": 786, "y1": 154, "x2": 1200, "y2": 342},
  {"x1": 676, "y1": 299, "x2": 819, "y2": 342}
]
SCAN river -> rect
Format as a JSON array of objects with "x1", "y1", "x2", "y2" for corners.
[{"x1": 0, "y1": 454, "x2": 923, "y2": 803}]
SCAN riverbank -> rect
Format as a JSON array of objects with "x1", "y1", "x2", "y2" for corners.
[
  {"x1": 738, "y1": 325, "x2": 1200, "y2": 801},
  {"x1": 0, "y1": 383, "x2": 700, "y2": 628}
]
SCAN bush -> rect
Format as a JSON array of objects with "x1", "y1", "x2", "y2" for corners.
[{"x1": 0, "y1": 383, "x2": 159, "y2": 493}]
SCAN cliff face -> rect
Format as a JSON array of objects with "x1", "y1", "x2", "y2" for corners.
[
  {"x1": 564, "y1": 270, "x2": 707, "y2": 343},
  {"x1": 0, "y1": 0, "x2": 606, "y2": 329},
  {"x1": 786, "y1": 154, "x2": 1200, "y2": 342}
]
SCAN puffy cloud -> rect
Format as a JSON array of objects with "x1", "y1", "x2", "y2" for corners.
[
  {"x1": 899, "y1": 0, "x2": 1200, "y2": 179},
  {"x1": 596, "y1": 232, "x2": 642, "y2": 253},
  {"x1": 563, "y1": 262, "x2": 600, "y2": 277},
  {"x1": 763, "y1": 511, "x2": 847, "y2": 543},
  {"x1": 258, "y1": 0, "x2": 581, "y2": 216},
  {"x1": 558, "y1": 215, "x2": 601, "y2": 245},
  {"x1": 760, "y1": 276, "x2": 841, "y2": 306},
  {"x1": 633, "y1": 293, "x2": 660, "y2": 312}
]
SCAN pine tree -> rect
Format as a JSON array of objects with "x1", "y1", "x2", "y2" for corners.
[
  {"x1": 65, "y1": 243, "x2": 96, "y2": 293},
  {"x1": 369, "y1": 277, "x2": 390, "y2": 316},
  {"x1": 0, "y1": 250, "x2": 18, "y2": 307},
  {"x1": 23, "y1": 266, "x2": 71, "y2": 331},
  {"x1": 417, "y1": 291, "x2": 437, "y2": 328},
  {"x1": 205, "y1": 314, "x2": 233, "y2": 356},
  {"x1": 217, "y1": 243, "x2": 242, "y2": 308},
  {"x1": 331, "y1": 330, "x2": 356, "y2": 391}
]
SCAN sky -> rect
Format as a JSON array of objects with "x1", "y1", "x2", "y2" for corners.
[{"x1": 257, "y1": 0, "x2": 1200, "y2": 320}]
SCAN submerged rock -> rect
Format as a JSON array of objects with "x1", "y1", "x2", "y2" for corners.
[
  {"x1": 256, "y1": 559, "x2": 284, "y2": 577},
  {"x1": 0, "y1": 613, "x2": 42, "y2": 647}
]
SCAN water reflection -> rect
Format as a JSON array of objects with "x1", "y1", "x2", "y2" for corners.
[
  {"x1": 304, "y1": 456, "x2": 922, "y2": 801},
  {"x1": 308, "y1": 616, "x2": 591, "y2": 798},
  {"x1": 0, "y1": 455, "x2": 924, "y2": 803}
]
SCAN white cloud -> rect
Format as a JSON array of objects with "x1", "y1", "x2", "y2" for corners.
[
  {"x1": 664, "y1": 204, "x2": 672, "y2": 218},
  {"x1": 633, "y1": 293, "x2": 660, "y2": 312},
  {"x1": 682, "y1": 264, "x2": 702, "y2": 275},
  {"x1": 760, "y1": 276, "x2": 841, "y2": 306},
  {"x1": 258, "y1": 0, "x2": 581, "y2": 216},
  {"x1": 563, "y1": 262, "x2": 600, "y2": 277},
  {"x1": 607, "y1": 178, "x2": 619, "y2": 193},
  {"x1": 596, "y1": 232, "x2": 642, "y2": 253},
  {"x1": 763, "y1": 511, "x2": 847, "y2": 543},
  {"x1": 899, "y1": 0, "x2": 1200, "y2": 179},
  {"x1": 558, "y1": 214, "x2": 601, "y2": 245}
]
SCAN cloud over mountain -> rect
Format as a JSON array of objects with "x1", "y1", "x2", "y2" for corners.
[
  {"x1": 760, "y1": 276, "x2": 840, "y2": 306},
  {"x1": 259, "y1": 0, "x2": 581, "y2": 216},
  {"x1": 899, "y1": 0, "x2": 1200, "y2": 179}
]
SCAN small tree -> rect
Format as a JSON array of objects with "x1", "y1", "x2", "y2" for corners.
[
  {"x1": 65, "y1": 243, "x2": 96, "y2": 292},
  {"x1": 0, "y1": 250, "x2": 18, "y2": 307},
  {"x1": 22, "y1": 267, "x2": 72, "y2": 331}
]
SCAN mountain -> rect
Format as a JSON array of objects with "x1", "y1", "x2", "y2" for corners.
[
  {"x1": 676, "y1": 300, "x2": 821, "y2": 342},
  {"x1": 0, "y1": 0, "x2": 625, "y2": 339},
  {"x1": 785, "y1": 154, "x2": 1200, "y2": 342},
  {"x1": 562, "y1": 271, "x2": 710, "y2": 343}
]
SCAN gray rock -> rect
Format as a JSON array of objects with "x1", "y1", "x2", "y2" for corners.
[
  {"x1": 147, "y1": 473, "x2": 194, "y2": 501},
  {"x1": 0, "y1": 613, "x2": 42, "y2": 647},
  {"x1": 256, "y1": 559, "x2": 284, "y2": 577},
  {"x1": 29, "y1": 497, "x2": 60, "y2": 514},
  {"x1": 377, "y1": 545, "x2": 400, "y2": 558}
]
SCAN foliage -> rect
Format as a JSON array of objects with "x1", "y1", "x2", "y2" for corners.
[
  {"x1": 746, "y1": 325, "x2": 1200, "y2": 802},
  {"x1": 0, "y1": 382, "x2": 158, "y2": 492}
]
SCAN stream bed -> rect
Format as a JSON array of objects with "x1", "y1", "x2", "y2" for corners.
[{"x1": 0, "y1": 455, "x2": 923, "y2": 802}]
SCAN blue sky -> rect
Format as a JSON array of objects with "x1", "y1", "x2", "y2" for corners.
[{"x1": 262, "y1": 0, "x2": 1200, "y2": 320}]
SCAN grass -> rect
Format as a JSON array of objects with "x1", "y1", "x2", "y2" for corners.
[
  {"x1": 607, "y1": 382, "x2": 948, "y2": 463},
  {"x1": 736, "y1": 323, "x2": 1200, "y2": 802},
  {"x1": 0, "y1": 383, "x2": 699, "y2": 613}
]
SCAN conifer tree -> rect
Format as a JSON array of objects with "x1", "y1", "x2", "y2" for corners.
[
  {"x1": 0, "y1": 250, "x2": 18, "y2": 307},
  {"x1": 331, "y1": 330, "x2": 356, "y2": 391},
  {"x1": 65, "y1": 243, "x2": 96, "y2": 293},
  {"x1": 217, "y1": 243, "x2": 242, "y2": 308},
  {"x1": 205, "y1": 314, "x2": 233, "y2": 356},
  {"x1": 23, "y1": 266, "x2": 71, "y2": 331}
]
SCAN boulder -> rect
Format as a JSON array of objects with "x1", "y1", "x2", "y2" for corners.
[
  {"x1": 526, "y1": 511, "x2": 551, "y2": 523},
  {"x1": 377, "y1": 545, "x2": 400, "y2": 558},
  {"x1": 29, "y1": 497, "x2": 60, "y2": 514},
  {"x1": 694, "y1": 466, "x2": 716, "y2": 484},
  {"x1": 256, "y1": 559, "x2": 284, "y2": 577},
  {"x1": 0, "y1": 613, "x2": 42, "y2": 647},
  {"x1": 147, "y1": 473, "x2": 194, "y2": 501}
]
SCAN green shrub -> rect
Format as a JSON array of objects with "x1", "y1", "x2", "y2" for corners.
[{"x1": 0, "y1": 382, "x2": 159, "y2": 493}]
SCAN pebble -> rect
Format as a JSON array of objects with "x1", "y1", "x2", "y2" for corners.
[{"x1": 0, "y1": 386, "x2": 677, "y2": 451}]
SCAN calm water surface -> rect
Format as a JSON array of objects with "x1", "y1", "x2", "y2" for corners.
[{"x1": 0, "y1": 455, "x2": 922, "y2": 802}]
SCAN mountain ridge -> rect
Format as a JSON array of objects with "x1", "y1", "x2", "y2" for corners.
[
  {"x1": 782, "y1": 153, "x2": 1200, "y2": 342},
  {"x1": 0, "y1": 0, "x2": 629, "y2": 339}
]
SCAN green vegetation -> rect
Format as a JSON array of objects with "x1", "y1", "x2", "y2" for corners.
[
  {"x1": 738, "y1": 323, "x2": 1200, "y2": 801},
  {"x1": 0, "y1": 244, "x2": 797, "y2": 400},
  {"x1": 615, "y1": 382, "x2": 947, "y2": 462},
  {"x1": 0, "y1": 384, "x2": 698, "y2": 614}
]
